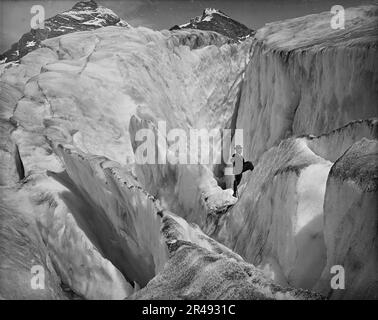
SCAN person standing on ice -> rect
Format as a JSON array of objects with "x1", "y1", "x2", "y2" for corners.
[{"x1": 231, "y1": 145, "x2": 254, "y2": 198}]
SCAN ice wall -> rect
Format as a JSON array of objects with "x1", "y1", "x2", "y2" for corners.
[
  {"x1": 129, "y1": 6, "x2": 378, "y2": 239},
  {"x1": 202, "y1": 6, "x2": 378, "y2": 298},
  {"x1": 206, "y1": 138, "x2": 332, "y2": 288},
  {"x1": 1, "y1": 4, "x2": 377, "y2": 299},
  {"x1": 57, "y1": 146, "x2": 311, "y2": 300},
  {"x1": 1, "y1": 26, "x2": 250, "y2": 172},
  {"x1": 306, "y1": 118, "x2": 378, "y2": 162},
  {"x1": 208, "y1": 128, "x2": 377, "y2": 297},
  {"x1": 315, "y1": 138, "x2": 378, "y2": 299},
  {"x1": 129, "y1": 116, "x2": 237, "y2": 227},
  {"x1": 0, "y1": 23, "x2": 253, "y2": 299},
  {"x1": 1, "y1": 155, "x2": 134, "y2": 299},
  {"x1": 0, "y1": 189, "x2": 67, "y2": 299},
  {"x1": 56, "y1": 145, "x2": 168, "y2": 287},
  {"x1": 1, "y1": 24, "x2": 250, "y2": 223},
  {"x1": 236, "y1": 6, "x2": 378, "y2": 163}
]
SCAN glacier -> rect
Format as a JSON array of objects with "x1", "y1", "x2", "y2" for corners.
[{"x1": 0, "y1": 2, "x2": 377, "y2": 300}]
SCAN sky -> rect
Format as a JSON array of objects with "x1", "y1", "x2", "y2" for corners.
[{"x1": 0, "y1": 0, "x2": 373, "y2": 53}]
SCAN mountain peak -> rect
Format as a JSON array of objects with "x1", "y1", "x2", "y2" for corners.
[
  {"x1": 170, "y1": 8, "x2": 254, "y2": 41},
  {"x1": 203, "y1": 8, "x2": 230, "y2": 19},
  {"x1": 71, "y1": 0, "x2": 98, "y2": 10},
  {"x1": 0, "y1": 0, "x2": 129, "y2": 63}
]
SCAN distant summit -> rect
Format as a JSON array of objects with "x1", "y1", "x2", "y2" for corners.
[
  {"x1": 170, "y1": 8, "x2": 255, "y2": 41},
  {"x1": 0, "y1": 0, "x2": 129, "y2": 63}
]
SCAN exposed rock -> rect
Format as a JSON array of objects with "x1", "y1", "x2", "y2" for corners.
[
  {"x1": 171, "y1": 8, "x2": 255, "y2": 42},
  {"x1": 0, "y1": 0, "x2": 129, "y2": 63}
]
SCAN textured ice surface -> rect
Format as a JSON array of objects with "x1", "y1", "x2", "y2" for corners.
[
  {"x1": 237, "y1": 5, "x2": 378, "y2": 163},
  {"x1": 0, "y1": 4, "x2": 377, "y2": 299}
]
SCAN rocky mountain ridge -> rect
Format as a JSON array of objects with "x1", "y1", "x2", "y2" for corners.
[
  {"x1": 170, "y1": 8, "x2": 255, "y2": 41},
  {"x1": 0, "y1": 0, "x2": 129, "y2": 63}
]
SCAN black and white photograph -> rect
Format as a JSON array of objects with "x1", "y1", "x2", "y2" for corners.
[{"x1": 0, "y1": 0, "x2": 377, "y2": 308}]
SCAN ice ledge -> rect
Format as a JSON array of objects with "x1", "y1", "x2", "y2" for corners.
[{"x1": 256, "y1": 5, "x2": 378, "y2": 51}]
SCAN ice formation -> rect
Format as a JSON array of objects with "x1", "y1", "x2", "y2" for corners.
[{"x1": 0, "y1": 1, "x2": 377, "y2": 299}]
